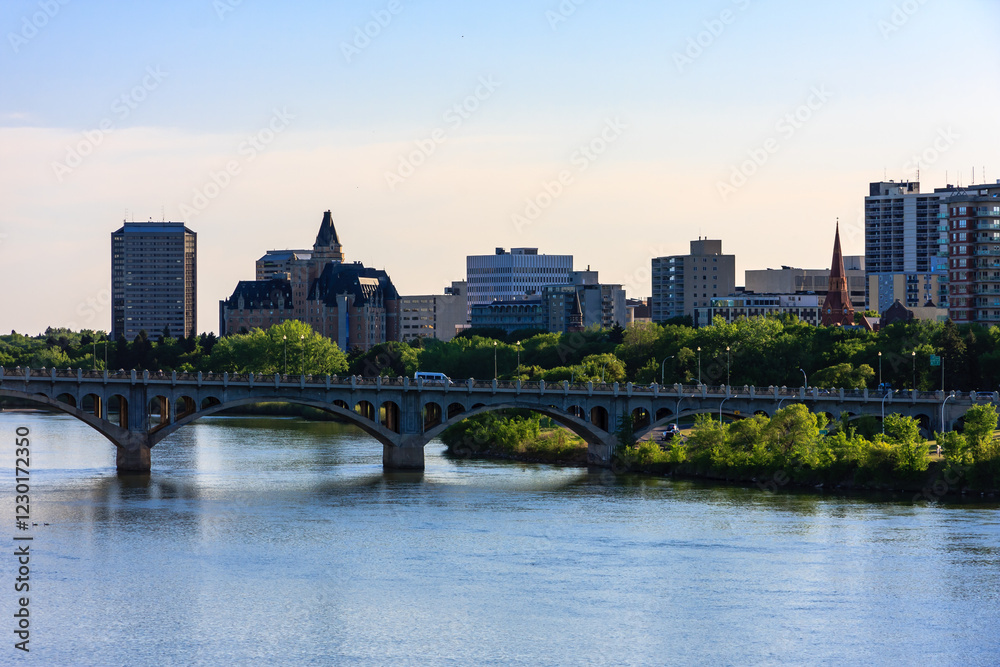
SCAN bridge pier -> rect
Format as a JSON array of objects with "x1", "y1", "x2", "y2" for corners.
[
  {"x1": 383, "y1": 444, "x2": 425, "y2": 471},
  {"x1": 115, "y1": 432, "x2": 152, "y2": 474}
]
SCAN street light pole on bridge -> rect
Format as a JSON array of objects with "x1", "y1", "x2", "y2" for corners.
[
  {"x1": 881, "y1": 389, "x2": 893, "y2": 434},
  {"x1": 661, "y1": 355, "x2": 674, "y2": 385}
]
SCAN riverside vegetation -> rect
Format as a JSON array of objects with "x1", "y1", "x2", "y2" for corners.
[{"x1": 443, "y1": 403, "x2": 1000, "y2": 495}]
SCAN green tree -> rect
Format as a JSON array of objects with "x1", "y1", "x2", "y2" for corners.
[{"x1": 211, "y1": 321, "x2": 348, "y2": 375}]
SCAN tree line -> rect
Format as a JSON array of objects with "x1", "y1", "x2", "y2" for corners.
[{"x1": 3, "y1": 313, "x2": 1000, "y2": 391}]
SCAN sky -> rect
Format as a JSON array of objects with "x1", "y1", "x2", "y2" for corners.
[{"x1": 1, "y1": 0, "x2": 999, "y2": 336}]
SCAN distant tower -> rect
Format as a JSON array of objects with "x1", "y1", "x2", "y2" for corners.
[
  {"x1": 567, "y1": 291, "x2": 585, "y2": 332},
  {"x1": 820, "y1": 222, "x2": 855, "y2": 326},
  {"x1": 312, "y1": 210, "x2": 344, "y2": 262}
]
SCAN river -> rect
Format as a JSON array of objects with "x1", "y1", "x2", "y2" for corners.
[{"x1": 2, "y1": 412, "x2": 999, "y2": 665}]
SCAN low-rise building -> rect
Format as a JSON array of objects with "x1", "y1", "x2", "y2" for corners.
[
  {"x1": 694, "y1": 293, "x2": 823, "y2": 327},
  {"x1": 400, "y1": 281, "x2": 468, "y2": 342}
]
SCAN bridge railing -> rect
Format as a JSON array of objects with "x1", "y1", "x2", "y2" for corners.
[{"x1": 2, "y1": 368, "x2": 997, "y2": 405}]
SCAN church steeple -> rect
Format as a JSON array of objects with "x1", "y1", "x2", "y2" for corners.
[
  {"x1": 312, "y1": 210, "x2": 343, "y2": 262},
  {"x1": 820, "y1": 221, "x2": 855, "y2": 326},
  {"x1": 568, "y1": 291, "x2": 584, "y2": 332}
]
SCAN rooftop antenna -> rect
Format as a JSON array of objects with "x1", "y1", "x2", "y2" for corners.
[
  {"x1": 916, "y1": 162, "x2": 920, "y2": 183},
  {"x1": 161, "y1": 205, "x2": 165, "y2": 222}
]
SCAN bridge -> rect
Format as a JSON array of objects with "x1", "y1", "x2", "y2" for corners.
[{"x1": 0, "y1": 366, "x2": 992, "y2": 474}]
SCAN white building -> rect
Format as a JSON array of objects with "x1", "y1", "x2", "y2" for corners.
[{"x1": 466, "y1": 248, "x2": 573, "y2": 318}]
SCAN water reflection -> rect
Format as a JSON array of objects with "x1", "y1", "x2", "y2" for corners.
[{"x1": 2, "y1": 411, "x2": 999, "y2": 665}]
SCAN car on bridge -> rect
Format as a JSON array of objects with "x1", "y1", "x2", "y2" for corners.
[{"x1": 414, "y1": 371, "x2": 452, "y2": 385}]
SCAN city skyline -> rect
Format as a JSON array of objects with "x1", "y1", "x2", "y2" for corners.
[{"x1": 2, "y1": 0, "x2": 999, "y2": 335}]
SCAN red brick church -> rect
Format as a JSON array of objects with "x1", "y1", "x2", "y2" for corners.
[{"x1": 820, "y1": 222, "x2": 856, "y2": 326}]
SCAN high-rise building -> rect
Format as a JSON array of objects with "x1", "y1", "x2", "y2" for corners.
[
  {"x1": 466, "y1": 248, "x2": 573, "y2": 318},
  {"x1": 111, "y1": 221, "x2": 196, "y2": 341},
  {"x1": 651, "y1": 239, "x2": 736, "y2": 322},
  {"x1": 219, "y1": 211, "x2": 400, "y2": 350},
  {"x1": 400, "y1": 281, "x2": 468, "y2": 342},
  {"x1": 944, "y1": 183, "x2": 1000, "y2": 324},
  {"x1": 864, "y1": 180, "x2": 967, "y2": 311}
]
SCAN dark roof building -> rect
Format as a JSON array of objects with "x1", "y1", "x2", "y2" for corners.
[{"x1": 220, "y1": 211, "x2": 399, "y2": 350}]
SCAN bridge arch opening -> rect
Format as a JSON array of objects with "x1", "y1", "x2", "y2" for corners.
[
  {"x1": 654, "y1": 407, "x2": 672, "y2": 422},
  {"x1": 590, "y1": 406, "x2": 609, "y2": 431},
  {"x1": 379, "y1": 401, "x2": 400, "y2": 433},
  {"x1": 567, "y1": 405, "x2": 585, "y2": 420},
  {"x1": 174, "y1": 396, "x2": 196, "y2": 422},
  {"x1": 107, "y1": 394, "x2": 128, "y2": 429},
  {"x1": 423, "y1": 402, "x2": 442, "y2": 430},
  {"x1": 631, "y1": 407, "x2": 650, "y2": 430},
  {"x1": 333, "y1": 399, "x2": 349, "y2": 411},
  {"x1": 147, "y1": 395, "x2": 170, "y2": 429},
  {"x1": 355, "y1": 400, "x2": 375, "y2": 421},
  {"x1": 200, "y1": 396, "x2": 221, "y2": 410},
  {"x1": 55, "y1": 392, "x2": 76, "y2": 408},
  {"x1": 447, "y1": 402, "x2": 465, "y2": 420},
  {"x1": 81, "y1": 393, "x2": 102, "y2": 418}
]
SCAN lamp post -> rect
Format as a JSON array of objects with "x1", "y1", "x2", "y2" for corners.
[
  {"x1": 878, "y1": 351, "x2": 882, "y2": 387},
  {"x1": 726, "y1": 346, "x2": 731, "y2": 386},
  {"x1": 941, "y1": 391, "x2": 955, "y2": 432},
  {"x1": 283, "y1": 335, "x2": 287, "y2": 375},
  {"x1": 697, "y1": 346, "x2": 702, "y2": 385},
  {"x1": 881, "y1": 389, "x2": 893, "y2": 434},
  {"x1": 799, "y1": 368, "x2": 807, "y2": 389},
  {"x1": 104, "y1": 339, "x2": 108, "y2": 370},
  {"x1": 299, "y1": 334, "x2": 305, "y2": 375},
  {"x1": 516, "y1": 341, "x2": 521, "y2": 377},
  {"x1": 911, "y1": 350, "x2": 916, "y2": 391},
  {"x1": 493, "y1": 340, "x2": 498, "y2": 379},
  {"x1": 661, "y1": 355, "x2": 674, "y2": 385},
  {"x1": 719, "y1": 395, "x2": 730, "y2": 424}
]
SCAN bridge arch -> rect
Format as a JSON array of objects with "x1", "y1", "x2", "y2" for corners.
[
  {"x1": 55, "y1": 392, "x2": 76, "y2": 408},
  {"x1": 150, "y1": 396, "x2": 400, "y2": 449},
  {"x1": 0, "y1": 389, "x2": 131, "y2": 451},
  {"x1": 108, "y1": 394, "x2": 128, "y2": 429},
  {"x1": 421, "y1": 401, "x2": 613, "y2": 447}
]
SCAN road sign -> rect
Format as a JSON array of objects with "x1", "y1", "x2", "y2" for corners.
[{"x1": 930, "y1": 355, "x2": 941, "y2": 367}]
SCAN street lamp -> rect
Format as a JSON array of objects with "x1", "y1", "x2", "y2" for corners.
[
  {"x1": 697, "y1": 346, "x2": 702, "y2": 385},
  {"x1": 726, "y1": 346, "x2": 731, "y2": 386},
  {"x1": 911, "y1": 350, "x2": 916, "y2": 391},
  {"x1": 493, "y1": 340, "x2": 498, "y2": 379},
  {"x1": 799, "y1": 368, "x2": 807, "y2": 389},
  {"x1": 881, "y1": 389, "x2": 893, "y2": 434},
  {"x1": 719, "y1": 395, "x2": 730, "y2": 423},
  {"x1": 661, "y1": 355, "x2": 674, "y2": 385},
  {"x1": 878, "y1": 351, "x2": 882, "y2": 387},
  {"x1": 516, "y1": 341, "x2": 521, "y2": 377},
  {"x1": 299, "y1": 334, "x2": 305, "y2": 375},
  {"x1": 941, "y1": 391, "x2": 955, "y2": 433},
  {"x1": 283, "y1": 335, "x2": 287, "y2": 375}
]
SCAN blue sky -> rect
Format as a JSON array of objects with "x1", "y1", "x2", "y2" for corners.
[{"x1": 2, "y1": 0, "x2": 999, "y2": 335}]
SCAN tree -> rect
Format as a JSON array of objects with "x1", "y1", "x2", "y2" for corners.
[
  {"x1": 812, "y1": 362, "x2": 875, "y2": 389},
  {"x1": 963, "y1": 403, "x2": 999, "y2": 461},
  {"x1": 210, "y1": 321, "x2": 348, "y2": 375}
]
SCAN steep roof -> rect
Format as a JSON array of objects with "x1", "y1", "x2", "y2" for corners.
[
  {"x1": 222, "y1": 278, "x2": 292, "y2": 309},
  {"x1": 308, "y1": 262, "x2": 398, "y2": 307},
  {"x1": 314, "y1": 210, "x2": 339, "y2": 248}
]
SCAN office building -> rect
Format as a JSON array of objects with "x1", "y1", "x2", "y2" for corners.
[
  {"x1": 542, "y1": 270, "x2": 626, "y2": 333},
  {"x1": 466, "y1": 247, "x2": 573, "y2": 318},
  {"x1": 256, "y1": 249, "x2": 312, "y2": 280},
  {"x1": 694, "y1": 293, "x2": 824, "y2": 327},
  {"x1": 111, "y1": 221, "x2": 196, "y2": 341},
  {"x1": 651, "y1": 239, "x2": 736, "y2": 322},
  {"x1": 400, "y1": 281, "x2": 468, "y2": 342},
  {"x1": 744, "y1": 256, "x2": 866, "y2": 310},
  {"x1": 219, "y1": 211, "x2": 400, "y2": 351},
  {"x1": 945, "y1": 182, "x2": 1000, "y2": 323}
]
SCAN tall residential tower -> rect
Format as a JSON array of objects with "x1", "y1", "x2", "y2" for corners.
[{"x1": 111, "y1": 221, "x2": 197, "y2": 341}]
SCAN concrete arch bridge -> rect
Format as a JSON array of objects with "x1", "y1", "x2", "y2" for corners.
[{"x1": 0, "y1": 367, "x2": 991, "y2": 473}]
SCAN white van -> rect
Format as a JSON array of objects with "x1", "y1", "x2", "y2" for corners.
[{"x1": 414, "y1": 371, "x2": 452, "y2": 384}]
